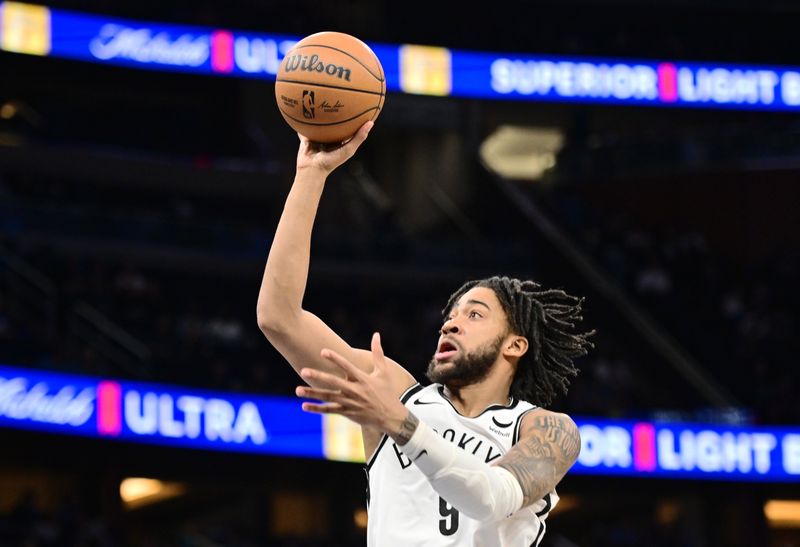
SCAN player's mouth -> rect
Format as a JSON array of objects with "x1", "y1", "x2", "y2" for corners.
[{"x1": 434, "y1": 339, "x2": 459, "y2": 362}]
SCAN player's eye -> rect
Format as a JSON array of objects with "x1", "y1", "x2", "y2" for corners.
[{"x1": 469, "y1": 310, "x2": 482, "y2": 319}]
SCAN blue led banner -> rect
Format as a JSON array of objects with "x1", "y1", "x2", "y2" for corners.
[
  {"x1": 570, "y1": 418, "x2": 800, "y2": 482},
  {"x1": 0, "y1": 363, "x2": 325, "y2": 458},
  {"x1": 460, "y1": 53, "x2": 800, "y2": 111},
  {"x1": 1, "y1": 364, "x2": 799, "y2": 481},
  {"x1": 2, "y1": 1, "x2": 800, "y2": 111}
]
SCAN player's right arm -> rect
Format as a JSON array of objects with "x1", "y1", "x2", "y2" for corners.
[{"x1": 256, "y1": 122, "x2": 415, "y2": 392}]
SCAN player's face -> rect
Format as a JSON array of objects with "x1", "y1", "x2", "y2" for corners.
[{"x1": 426, "y1": 287, "x2": 510, "y2": 387}]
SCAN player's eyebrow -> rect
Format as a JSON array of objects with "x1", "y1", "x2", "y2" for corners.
[
  {"x1": 447, "y1": 298, "x2": 492, "y2": 318},
  {"x1": 464, "y1": 299, "x2": 491, "y2": 311}
]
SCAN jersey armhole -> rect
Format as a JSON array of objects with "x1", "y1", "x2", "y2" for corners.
[
  {"x1": 399, "y1": 382, "x2": 424, "y2": 404},
  {"x1": 365, "y1": 383, "x2": 423, "y2": 471},
  {"x1": 512, "y1": 406, "x2": 539, "y2": 445}
]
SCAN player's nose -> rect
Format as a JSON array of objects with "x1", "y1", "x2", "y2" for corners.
[{"x1": 440, "y1": 319, "x2": 460, "y2": 335}]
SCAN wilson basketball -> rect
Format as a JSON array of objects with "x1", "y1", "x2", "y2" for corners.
[{"x1": 275, "y1": 32, "x2": 385, "y2": 143}]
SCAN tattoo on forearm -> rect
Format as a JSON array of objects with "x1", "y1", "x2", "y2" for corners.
[
  {"x1": 394, "y1": 411, "x2": 419, "y2": 446},
  {"x1": 498, "y1": 414, "x2": 580, "y2": 506}
]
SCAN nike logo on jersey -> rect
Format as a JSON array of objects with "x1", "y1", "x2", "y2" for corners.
[
  {"x1": 413, "y1": 399, "x2": 441, "y2": 406},
  {"x1": 492, "y1": 416, "x2": 513, "y2": 428}
]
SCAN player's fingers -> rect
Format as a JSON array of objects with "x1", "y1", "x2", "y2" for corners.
[
  {"x1": 296, "y1": 386, "x2": 342, "y2": 402},
  {"x1": 370, "y1": 332, "x2": 386, "y2": 371},
  {"x1": 341, "y1": 121, "x2": 373, "y2": 154},
  {"x1": 320, "y1": 349, "x2": 364, "y2": 379},
  {"x1": 298, "y1": 132, "x2": 313, "y2": 147},
  {"x1": 300, "y1": 367, "x2": 351, "y2": 390},
  {"x1": 301, "y1": 402, "x2": 344, "y2": 414}
]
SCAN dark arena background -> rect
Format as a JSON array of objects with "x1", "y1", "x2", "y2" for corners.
[{"x1": 1, "y1": 1, "x2": 799, "y2": 545}]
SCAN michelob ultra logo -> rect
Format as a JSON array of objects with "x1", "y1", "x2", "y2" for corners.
[
  {"x1": 0, "y1": 375, "x2": 94, "y2": 426},
  {"x1": 88, "y1": 23, "x2": 209, "y2": 66},
  {"x1": 0, "y1": 366, "x2": 274, "y2": 452}
]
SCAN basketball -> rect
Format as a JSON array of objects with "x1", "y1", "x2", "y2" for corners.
[{"x1": 274, "y1": 32, "x2": 385, "y2": 143}]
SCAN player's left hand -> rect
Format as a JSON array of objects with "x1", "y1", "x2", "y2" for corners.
[{"x1": 296, "y1": 332, "x2": 408, "y2": 433}]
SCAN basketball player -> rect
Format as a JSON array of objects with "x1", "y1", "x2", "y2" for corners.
[{"x1": 257, "y1": 122, "x2": 594, "y2": 546}]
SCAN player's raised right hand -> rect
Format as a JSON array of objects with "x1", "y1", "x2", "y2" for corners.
[{"x1": 296, "y1": 121, "x2": 373, "y2": 176}]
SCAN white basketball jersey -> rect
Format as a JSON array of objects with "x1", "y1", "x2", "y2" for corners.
[{"x1": 365, "y1": 383, "x2": 558, "y2": 547}]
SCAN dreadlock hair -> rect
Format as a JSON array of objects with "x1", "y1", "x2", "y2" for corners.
[{"x1": 443, "y1": 276, "x2": 595, "y2": 408}]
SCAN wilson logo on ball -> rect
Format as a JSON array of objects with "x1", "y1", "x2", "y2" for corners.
[{"x1": 283, "y1": 54, "x2": 352, "y2": 81}]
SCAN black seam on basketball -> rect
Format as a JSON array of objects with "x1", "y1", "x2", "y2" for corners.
[
  {"x1": 370, "y1": 94, "x2": 385, "y2": 122},
  {"x1": 281, "y1": 107, "x2": 381, "y2": 126},
  {"x1": 276, "y1": 78, "x2": 385, "y2": 96},
  {"x1": 290, "y1": 43, "x2": 385, "y2": 82}
]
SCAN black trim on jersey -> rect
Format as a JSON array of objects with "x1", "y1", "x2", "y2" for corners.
[
  {"x1": 523, "y1": 493, "x2": 552, "y2": 546},
  {"x1": 400, "y1": 383, "x2": 424, "y2": 405},
  {"x1": 512, "y1": 407, "x2": 539, "y2": 445},
  {"x1": 364, "y1": 383, "x2": 423, "y2": 472},
  {"x1": 364, "y1": 467, "x2": 370, "y2": 508},
  {"x1": 436, "y1": 384, "x2": 519, "y2": 417},
  {"x1": 531, "y1": 521, "x2": 545, "y2": 547},
  {"x1": 365, "y1": 435, "x2": 390, "y2": 473},
  {"x1": 536, "y1": 493, "x2": 552, "y2": 517}
]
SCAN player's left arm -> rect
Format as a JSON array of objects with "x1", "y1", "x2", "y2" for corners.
[
  {"x1": 296, "y1": 339, "x2": 580, "y2": 521},
  {"x1": 494, "y1": 410, "x2": 581, "y2": 507}
]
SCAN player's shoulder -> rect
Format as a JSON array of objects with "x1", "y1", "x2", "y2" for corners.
[
  {"x1": 519, "y1": 408, "x2": 579, "y2": 439},
  {"x1": 517, "y1": 408, "x2": 580, "y2": 462}
]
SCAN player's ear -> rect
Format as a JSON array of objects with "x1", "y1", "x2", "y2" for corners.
[{"x1": 504, "y1": 335, "x2": 528, "y2": 359}]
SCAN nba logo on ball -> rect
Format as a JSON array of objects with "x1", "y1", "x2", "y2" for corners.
[
  {"x1": 275, "y1": 31, "x2": 385, "y2": 143},
  {"x1": 302, "y1": 90, "x2": 315, "y2": 119}
]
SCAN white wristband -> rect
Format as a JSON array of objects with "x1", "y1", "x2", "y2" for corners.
[{"x1": 400, "y1": 420, "x2": 523, "y2": 521}]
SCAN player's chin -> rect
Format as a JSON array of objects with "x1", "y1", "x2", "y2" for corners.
[{"x1": 426, "y1": 358, "x2": 454, "y2": 378}]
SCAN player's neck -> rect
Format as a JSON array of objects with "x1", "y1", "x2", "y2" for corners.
[{"x1": 442, "y1": 372, "x2": 513, "y2": 418}]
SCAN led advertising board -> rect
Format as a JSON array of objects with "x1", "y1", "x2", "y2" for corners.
[
  {"x1": 0, "y1": 364, "x2": 324, "y2": 458},
  {"x1": 2, "y1": 1, "x2": 800, "y2": 110},
  {"x1": 1, "y1": 364, "x2": 799, "y2": 481},
  {"x1": 570, "y1": 419, "x2": 800, "y2": 482}
]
